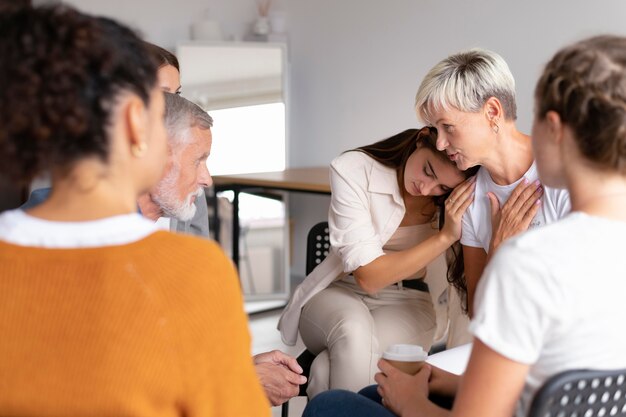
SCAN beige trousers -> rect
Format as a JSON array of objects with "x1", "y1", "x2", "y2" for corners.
[{"x1": 299, "y1": 279, "x2": 436, "y2": 398}]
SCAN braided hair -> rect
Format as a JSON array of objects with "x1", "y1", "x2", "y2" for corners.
[{"x1": 535, "y1": 35, "x2": 626, "y2": 174}]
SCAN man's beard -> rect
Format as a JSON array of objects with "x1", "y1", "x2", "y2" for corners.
[{"x1": 152, "y1": 169, "x2": 203, "y2": 222}]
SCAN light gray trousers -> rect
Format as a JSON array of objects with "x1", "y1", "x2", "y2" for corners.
[{"x1": 299, "y1": 279, "x2": 436, "y2": 398}]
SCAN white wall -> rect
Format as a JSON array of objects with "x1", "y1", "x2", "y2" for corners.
[
  {"x1": 53, "y1": 1, "x2": 626, "y2": 163},
  {"x1": 283, "y1": 0, "x2": 626, "y2": 277},
  {"x1": 37, "y1": 0, "x2": 626, "y2": 278},
  {"x1": 61, "y1": 0, "x2": 259, "y2": 49},
  {"x1": 284, "y1": 0, "x2": 626, "y2": 166}
]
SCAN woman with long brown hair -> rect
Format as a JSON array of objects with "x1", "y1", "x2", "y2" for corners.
[{"x1": 279, "y1": 127, "x2": 478, "y2": 398}]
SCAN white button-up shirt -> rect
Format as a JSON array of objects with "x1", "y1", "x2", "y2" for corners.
[{"x1": 278, "y1": 151, "x2": 449, "y2": 346}]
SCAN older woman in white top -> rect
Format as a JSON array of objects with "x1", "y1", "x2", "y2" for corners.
[
  {"x1": 414, "y1": 48, "x2": 570, "y2": 315},
  {"x1": 279, "y1": 127, "x2": 478, "y2": 397}
]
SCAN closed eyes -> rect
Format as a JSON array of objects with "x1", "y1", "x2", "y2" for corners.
[{"x1": 442, "y1": 123, "x2": 454, "y2": 133}]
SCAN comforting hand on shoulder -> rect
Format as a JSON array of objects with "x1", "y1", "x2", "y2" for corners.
[{"x1": 442, "y1": 176, "x2": 477, "y2": 242}]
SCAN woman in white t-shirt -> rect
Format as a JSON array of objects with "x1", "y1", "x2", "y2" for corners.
[
  {"x1": 415, "y1": 48, "x2": 571, "y2": 315},
  {"x1": 302, "y1": 34, "x2": 626, "y2": 417}
]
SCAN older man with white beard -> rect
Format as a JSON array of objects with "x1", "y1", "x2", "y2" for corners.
[
  {"x1": 141, "y1": 94, "x2": 314, "y2": 408},
  {"x1": 135, "y1": 93, "x2": 214, "y2": 234},
  {"x1": 141, "y1": 93, "x2": 308, "y2": 407},
  {"x1": 20, "y1": 94, "x2": 212, "y2": 238}
]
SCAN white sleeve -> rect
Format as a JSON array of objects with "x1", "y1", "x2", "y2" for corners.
[
  {"x1": 469, "y1": 240, "x2": 563, "y2": 364},
  {"x1": 328, "y1": 153, "x2": 385, "y2": 273},
  {"x1": 460, "y1": 207, "x2": 481, "y2": 248},
  {"x1": 556, "y1": 188, "x2": 572, "y2": 219}
]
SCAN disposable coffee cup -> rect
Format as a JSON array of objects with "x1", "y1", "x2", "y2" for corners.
[{"x1": 382, "y1": 344, "x2": 428, "y2": 375}]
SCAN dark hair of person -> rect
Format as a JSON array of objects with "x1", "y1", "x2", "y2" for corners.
[
  {"x1": 535, "y1": 35, "x2": 626, "y2": 175},
  {"x1": 351, "y1": 126, "x2": 479, "y2": 312},
  {"x1": 0, "y1": 0, "x2": 31, "y2": 13},
  {"x1": 144, "y1": 41, "x2": 180, "y2": 72},
  {"x1": 0, "y1": 5, "x2": 159, "y2": 185}
]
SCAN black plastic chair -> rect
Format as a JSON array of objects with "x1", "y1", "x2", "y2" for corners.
[
  {"x1": 281, "y1": 221, "x2": 329, "y2": 417},
  {"x1": 305, "y1": 221, "x2": 331, "y2": 276},
  {"x1": 528, "y1": 368, "x2": 626, "y2": 417}
]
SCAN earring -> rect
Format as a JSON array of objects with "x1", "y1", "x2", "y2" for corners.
[
  {"x1": 492, "y1": 123, "x2": 500, "y2": 134},
  {"x1": 131, "y1": 142, "x2": 148, "y2": 158}
]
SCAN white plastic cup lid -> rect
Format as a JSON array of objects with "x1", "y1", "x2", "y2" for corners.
[{"x1": 382, "y1": 344, "x2": 428, "y2": 361}]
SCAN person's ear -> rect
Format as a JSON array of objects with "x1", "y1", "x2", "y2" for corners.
[
  {"x1": 545, "y1": 110, "x2": 564, "y2": 146},
  {"x1": 484, "y1": 97, "x2": 504, "y2": 133},
  {"x1": 125, "y1": 95, "x2": 149, "y2": 158}
]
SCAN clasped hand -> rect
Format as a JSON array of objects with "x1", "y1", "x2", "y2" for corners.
[
  {"x1": 253, "y1": 350, "x2": 307, "y2": 406},
  {"x1": 489, "y1": 178, "x2": 543, "y2": 253}
]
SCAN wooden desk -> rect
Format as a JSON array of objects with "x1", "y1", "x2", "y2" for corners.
[
  {"x1": 211, "y1": 167, "x2": 330, "y2": 272},
  {"x1": 212, "y1": 167, "x2": 330, "y2": 194}
]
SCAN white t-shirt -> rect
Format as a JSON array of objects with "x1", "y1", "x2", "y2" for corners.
[
  {"x1": 0, "y1": 209, "x2": 157, "y2": 248},
  {"x1": 461, "y1": 163, "x2": 571, "y2": 252},
  {"x1": 470, "y1": 212, "x2": 626, "y2": 417},
  {"x1": 155, "y1": 216, "x2": 171, "y2": 231}
]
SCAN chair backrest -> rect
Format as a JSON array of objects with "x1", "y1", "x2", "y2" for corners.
[
  {"x1": 305, "y1": 221, "x2": 330, "y2": 275},
  {"x1": 528, "y1": 368, "x2": 626, "y2": 417},
  {"x1": 281, "y1": 221, "x2": 331, "y2": 417}
]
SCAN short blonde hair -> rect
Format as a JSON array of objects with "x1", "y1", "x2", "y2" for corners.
[{"x1": 415, "y1": 48, "x2": 517, "y2": 124}]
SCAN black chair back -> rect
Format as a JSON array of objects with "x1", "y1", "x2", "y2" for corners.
[
  {"x1": 306, "y1": 221, "x2": 330, "y2": 275},
  {"x1": 529, "y1": 368, "x2": 626, "y2": 417},
  {"x1": 281, "y1": 221, "x2": 330, "y2": 417}
]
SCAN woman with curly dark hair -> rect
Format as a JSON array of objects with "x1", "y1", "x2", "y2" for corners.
[{"x1": 0, "y1": 5, "x2": 268, "y2": 416}]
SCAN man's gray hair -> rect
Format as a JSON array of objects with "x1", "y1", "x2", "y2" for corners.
[
  {"x1": 415, "y1": 48, "x2": 517, "y2": 124},
  {"x1": 163, "y1": 92, "x2": 213, "y2": 146}
]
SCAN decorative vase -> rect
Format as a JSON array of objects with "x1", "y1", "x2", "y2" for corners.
[{"x1": 253, "y1": 16, "x2": 270, "y2": 36}]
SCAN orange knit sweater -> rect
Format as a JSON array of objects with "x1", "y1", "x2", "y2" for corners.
[{"x1": 0, "y1": 231, "x2": 270, "y2": 417}]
